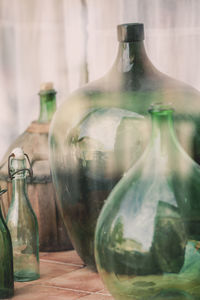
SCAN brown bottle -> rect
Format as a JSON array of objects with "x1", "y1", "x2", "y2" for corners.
[{"x1": 0, "y1": 82, "x2": 73, "y2": 252}]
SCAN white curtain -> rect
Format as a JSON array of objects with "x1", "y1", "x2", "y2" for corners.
[{"x1": 1, "y1": 0, "x2": 200, "y2": 159}]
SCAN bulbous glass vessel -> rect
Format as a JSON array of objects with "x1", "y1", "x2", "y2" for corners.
[
  {"x1": 95, "y1": 104, "x2": 200, "y2": 300},
  {"x1": 49, "y1": 23, "x2": 200, "y2": 270}
]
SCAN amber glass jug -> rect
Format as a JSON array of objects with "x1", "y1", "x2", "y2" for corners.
[{"x1": 49, "y1": 23, "x2": 200, "y2": 270}]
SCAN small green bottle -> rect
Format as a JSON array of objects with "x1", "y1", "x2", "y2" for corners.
[
  {"x1": 0, "y1": 188, "x2": 14, "y2": 298},
  {"x1": 7, "y1": 148, "x2": 40, "y2": 282},
  {"x1": 38, "y1": 82, "x2": 57, "y2": 123}
]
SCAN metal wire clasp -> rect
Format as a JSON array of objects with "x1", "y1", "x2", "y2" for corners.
[
  {"x1": 8, "y1": 153, "x2": 33, "y2": 181},
  {"x1": 0, "y1": 188, "x2": 7, "y2": 196}
]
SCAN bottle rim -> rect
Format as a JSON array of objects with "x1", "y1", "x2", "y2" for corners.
[
  {"x1": 38, "y1": 89, "x2": 57, "y2": 96},
  {"x1": 117, "y1": 23, "x2": 144, "y2": 42},
  {"x1": 148, "y1": 103, "x2": 174, "y2": 114}
]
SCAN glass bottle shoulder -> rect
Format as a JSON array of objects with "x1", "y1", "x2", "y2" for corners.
[
  {"x1": 96, "y1": 135, "x2": 200, "y2": 232},
  {"x1": 52, "y1": 74, "x2": 200, "y2": 140}
]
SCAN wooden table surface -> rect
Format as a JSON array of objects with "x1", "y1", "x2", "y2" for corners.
[{"x1": 13, "y1": 250, "x2": 114, "y2": 299}]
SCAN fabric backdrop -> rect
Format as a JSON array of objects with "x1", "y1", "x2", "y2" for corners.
[{"x1": 0, "y1": 0, "x2": 200, "y2": 159}]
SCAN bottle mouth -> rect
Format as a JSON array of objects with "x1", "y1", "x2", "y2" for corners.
[
  {"x1": 39, "y1": 89, "x2": 56, "y2": 96},
  {"x1": 148, "y1": 103, "x2": 174, "y2": 114},
  {"x1": 117, "y1": 23, "x2": 144, "y2": 42},
  {"x1": 39, "y1": 82, "x2": 56, "y2": 96}
]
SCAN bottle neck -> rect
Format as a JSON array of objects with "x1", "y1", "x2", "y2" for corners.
[
  {"x1": 12, "y1": 175, "x2": 27, "y2": 203},
  {"x1": 10, "y1": 158, "x2": 28, "y2": 203},
  {"x1": 114, "y1": 41, "x2": 154, "y2": 73},
  {"x1": 149, "y1": 109, "x2": 178, "y2": 157},
  {"x1": 38, "y1": 90, "x2": 57, "y2": 123},
  {"x1": 108, "y1": 41, "x2": 157, "y2": 91}
]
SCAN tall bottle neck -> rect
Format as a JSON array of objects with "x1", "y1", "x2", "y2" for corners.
[
  {"x1": 38, "y1": 90, "x2": 57, "y2": 123},
  {"x1": 12, "y1": 177, "x2": 27, "y2": 202},
  {"x1": 108, "y1": 40, "x2": 157, "y2": 91},
  {"x1": 114, "y1": 41, "x2": 154, "y2": 73}
]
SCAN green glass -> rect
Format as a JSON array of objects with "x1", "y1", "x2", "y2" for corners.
[
  {"x1": 49, "y1": 23, "x2": 200, "y2": 270},
  {"x1": 95, "y1": 104, "x2": 200, "y2": 300},
  {"x1": 38, "y1": 88, "x2": 57, "y2": 123},
  {"x1": 0, "y1": 188, "x2": 14, "y2": 298},
  {"x1": 6, "y1": 148, "x2": 40, "y2": 282}
]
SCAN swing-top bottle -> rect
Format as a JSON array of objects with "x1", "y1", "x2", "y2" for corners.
[{"x1": 7, "y1": 147, "x2": 40, "y2": 282}]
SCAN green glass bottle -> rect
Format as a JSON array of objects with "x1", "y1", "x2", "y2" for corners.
[
  {"x1": 38, "y1": 82, "x2": 57, "y2": 123},
  {"x1": 49, "y1": 23, "x2": 200, "y2": 270},
  {"x1": 95, "y1": 104, "x2": 200, "y2": 300},
  {"x1": 6, "y1": 148, "x2": 40, "y2": 282},
  {"x1": 0, "y1": 188, "x2": 14, "y2": 298}
]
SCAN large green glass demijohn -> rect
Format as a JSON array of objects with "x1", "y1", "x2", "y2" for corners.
[
  {"x1": 6, "y1": 148, "x2": 40, "y2": 282},
  {"x1": 95, "y1": 103, "x2": 200, "y2": 300},
  {"x1": 0, "y1": 188, "x2": 14, "y2": 298},
  {"x1": 49, "y1": 23, "x2": 200, "y2": 270}
]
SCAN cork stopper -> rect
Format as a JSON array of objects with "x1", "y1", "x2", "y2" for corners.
[
  {"x1": 39, "y1": 82, "x2": 56, "y2": 96},
  {"x1": 11, "y1": 148, "x2": 25, "y2": 160},
  {"x1": 40, "y1": 82, "x2": 54, "y2": 92}
]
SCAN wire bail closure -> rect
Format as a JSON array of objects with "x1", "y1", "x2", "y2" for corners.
[
  {"x1": 8, "y1": 153, "x2": 33, "y2": 181},
  {"x1": 0, "y1": 188, "x2": 7, "y2": 196}
]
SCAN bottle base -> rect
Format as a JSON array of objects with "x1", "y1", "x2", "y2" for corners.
[
  {"x1": 14, "y1": 271, "x2": 40, "y2": 282},
  {"x1": 0, "y1": 288, "x2": 14, "y2": 299}
]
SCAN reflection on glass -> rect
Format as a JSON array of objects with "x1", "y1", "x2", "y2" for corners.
[
  {"x1": 95, "y1": 104, "x2": 200, "y2": 299},
  {"x1": 49, "y1": 23, "x2": 200, "y2": 270}
]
